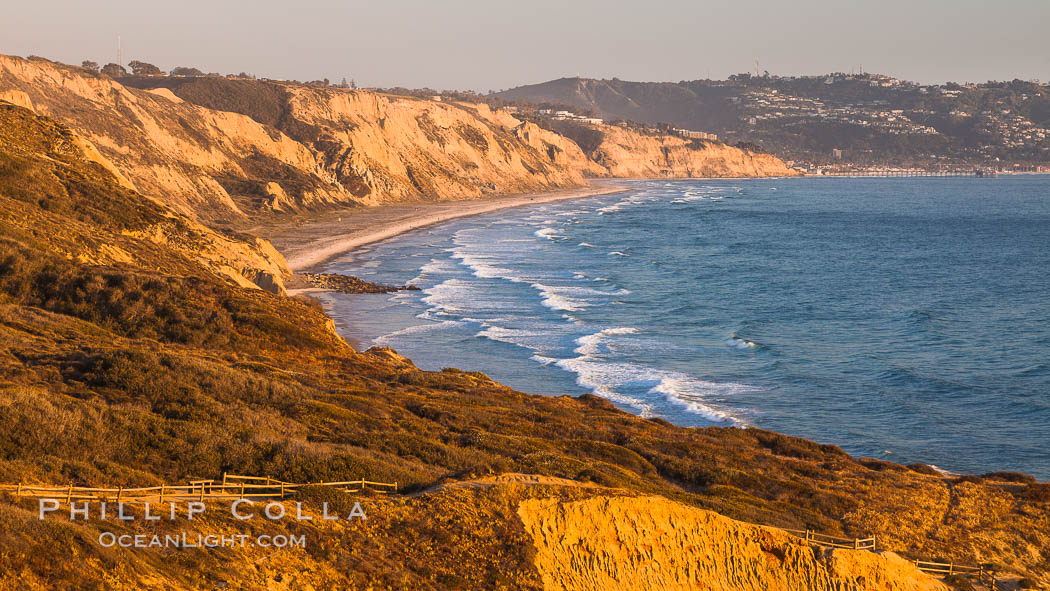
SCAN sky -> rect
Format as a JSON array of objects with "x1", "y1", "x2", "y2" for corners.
[{"x1": 4, "y1": 0, "x2": 1048, "y2": 91}]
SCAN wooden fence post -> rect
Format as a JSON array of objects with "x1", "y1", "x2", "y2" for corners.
[
  {"x1": 280, "y1": 482, "x2": 285, "y2": 498},
  {"x1": 159, "y1": 485, "x2": 165, "y2": 503},
  {"x1": 66, "y1": 484, "x2": 72, "y2": 504},
  {"x1": 240, "y1": 483, "x2": 245, "y2": 499},
  {"x1": 117, "y1": 486, "x2": 122, "y2": 501},
  {"x1": 853, "y1": 538, "x2": 858, "y2": 550},
  {"x1": 15, "y1": 483, "x2": 21, "y2": 497},
  {"x1": 199, "y1": 483, "x2": 205, "y2": 502}
]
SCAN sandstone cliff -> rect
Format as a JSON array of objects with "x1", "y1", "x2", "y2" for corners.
[
  {"x1": 0, "y1": 55, "x2": 798, "y2": 233},
  {"x1": 589, "y1": 125, "x2": 800, "y2": 178},
  {"x1": 0, "y1": 56, "x2": 592, "y2": 224},
  {"x1": 519, "y1": 495, "x2": 946, "y2": 591},
  {"x1": 0, "y1": 102, "x2": 290, "y2": 293}
]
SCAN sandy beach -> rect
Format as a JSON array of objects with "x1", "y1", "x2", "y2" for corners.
[{"x1": 258, "y1": 183, "x2": 628, "y2": 273}]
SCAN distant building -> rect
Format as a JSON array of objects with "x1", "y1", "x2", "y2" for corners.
[{"x1": 674, "y1": 128, "x2": 718, "y2": 141}]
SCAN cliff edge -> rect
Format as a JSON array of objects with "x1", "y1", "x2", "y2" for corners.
[{"x1": 519, "y1": 495, "x2": 946, "y2": 591}]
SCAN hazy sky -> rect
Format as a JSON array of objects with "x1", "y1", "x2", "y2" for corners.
[{"x1": 5, "y1": 1, "x2": 1048, "y2": 90}]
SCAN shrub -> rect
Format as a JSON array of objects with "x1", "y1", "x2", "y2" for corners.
[{"x1": 907, "y1": 463, "x2": 941, "y2": 476}]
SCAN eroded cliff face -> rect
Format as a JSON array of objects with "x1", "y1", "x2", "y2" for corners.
[
  {"x1": 518, "y1": 496, "x2": 946, "y2": 591},
  {"x1": 0, "y1": 56, "x2": 591, "y2": 224},
  {"x1": 589, "y1": 125, "x2": 800, "y2": 178},
  {"x1": 0, "y1": 102, "x2": 291, "y2": 293},
  {"x1": 276, "y1": 89, "x2": 591, "y2": 205},
  {"x1": 0, "y1": 56, "x2": 327, "y2": 223},
  {"x1": 0, "y1": 55, "x2": 799, "y2": 232}
]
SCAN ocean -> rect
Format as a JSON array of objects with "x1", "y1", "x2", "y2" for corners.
[{"x1": 318, "y1": 176, "x2": 1050, "y2": 479}]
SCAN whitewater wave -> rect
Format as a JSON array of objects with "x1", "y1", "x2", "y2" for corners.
[
  {"x1": 648, "y1": 378, "x2": 751, "y2": 423},
  {"x1": 533, "y1": 283, "x2": 590, "y2": 312},
  {"x1": 477, "y1": 325, "x2": 540, "y2": 346},
  {"x1": 451, "y1": 250, "x2": 523, "y2": 282},
  {"x1": 540, "y1": 327, "x2": 752, "y2": 424},
  {"x1": 409, "y1": 257, "x2": 457, "y2": 284},
  {"x1": 598, "y1": 191, "x2": 659, "y2": 214},
  {"x1": 530, "y1": 284, "x2": 628, "y2": 312},
  {"x1": 534, "y1": 227, "x2": 562, "y2": 240},
  {"x1": 375, "y1": 320, "x2": 464, "y2": 346},
  {"x1": 421, "y1": 279, "x2": 476, "y2": 313},
  {"x1": 574, "y1": 327, "x2": 639, "y2": 356},
  {"x1": 609, "y1": 251, "x2": 630, "y2": 257},
  {"x1": 554, "y1": 357, "x2": 654, "y2": 416}
]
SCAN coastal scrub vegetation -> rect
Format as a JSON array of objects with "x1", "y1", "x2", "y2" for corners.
[{"x1": 0, "y1": 101, "x2": 1047, "y2": 587}]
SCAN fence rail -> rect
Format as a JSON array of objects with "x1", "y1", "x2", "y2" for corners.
[
  {"x1": 0, "y1": 475, "x2": 1001, "y2": 588},
  {"x1": 912, "y1": 560, "x2": 996, "y2": 584},
  {"x1": 782, "y1": 528, "x2": 876, "y2": 550},
  {"x1": 0, "y1": 473, "x2": 397, "y2": 503},
  {"x1": 778, "y1": 526, "x2": 998, "y2": 588}
]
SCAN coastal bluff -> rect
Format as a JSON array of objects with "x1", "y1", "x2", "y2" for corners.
[
  {"x1": 0, "y1": 54, "x2": 796, "y2": 231},
  {"x1": 520, "y1": 495, "x2": 946, "y2": 591}
]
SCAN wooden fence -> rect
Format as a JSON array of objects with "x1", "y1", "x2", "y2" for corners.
[
  {"x1": 0, "y1": 473, "x2": 397, "y2": 503},
  {"x1": 0, "y1": 474, "x2": 1003, "y2": 588},
  {"x1": 912, "y1": 561, "x2": 997, "y2": 588},
  {"x1": 780, "y1": 526, "x2": 999, "y2": 588},
  {"x1": 783, "y1": 528, "x2": 876, "y2": 551}
]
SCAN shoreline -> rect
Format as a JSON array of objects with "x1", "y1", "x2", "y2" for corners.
[
  {"x1": 259, "y1": 183, "x2": 629, "y2": 273},
  {"x1": 268, "y1": 176, "x2": 1048, "y2": 483}
]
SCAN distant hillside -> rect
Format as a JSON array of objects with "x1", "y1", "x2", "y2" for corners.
[{"x1": 497, "y1": 75, "x2": 1050, "y2": 169}]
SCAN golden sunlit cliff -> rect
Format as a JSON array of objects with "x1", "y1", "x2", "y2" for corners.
[
  {"x1": 0, "y1": 55, "x2": 797, "y2": 231},
  {"x1": 0, "y1": 56, "x2": 585, "y2": 225}
]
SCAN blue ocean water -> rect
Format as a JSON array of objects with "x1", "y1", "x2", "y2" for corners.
[{"x1": 319, "y1": 177, "x2": 1050, "y2": 479}]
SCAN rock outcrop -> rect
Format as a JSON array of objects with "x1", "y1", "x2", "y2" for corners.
[{"x1": 519, "y1": 495, "x2": 946, "y2": 591}]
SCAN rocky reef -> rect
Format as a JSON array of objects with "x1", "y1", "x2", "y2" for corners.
[{"x1": 299, "y1": 272, "x2": 420, "y2": 293}]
